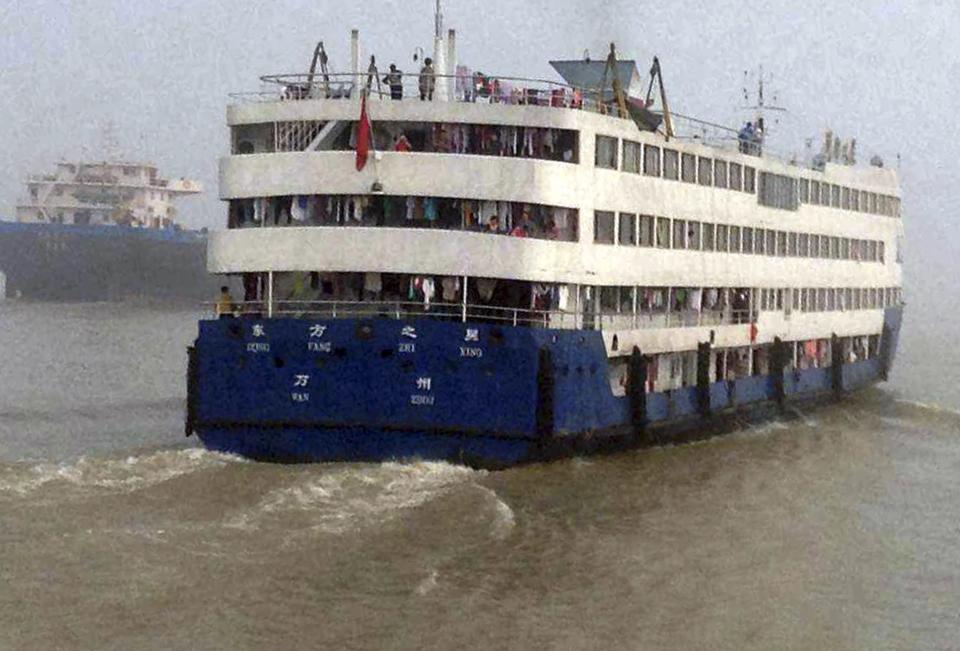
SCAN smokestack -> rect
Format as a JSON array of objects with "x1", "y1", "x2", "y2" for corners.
[
  {"x1": 446, "y1": 29, "x2": 457, "y2": 100},
  {"x1": 350, "y1": 29, "x2": 360, "y2": 96}
]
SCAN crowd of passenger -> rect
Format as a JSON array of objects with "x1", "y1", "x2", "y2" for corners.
[
  {"x1": 373, "y1": 59, "x2": 589, "y2": 109},
  {"x1": 388, "y1": 123, "x2": 577, "y2": 163},
  {"x1": 228, "y1": 195, "x2": 579, "y2": 242}
]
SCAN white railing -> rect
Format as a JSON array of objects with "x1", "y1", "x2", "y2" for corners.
[
  {"x1": 230, "y1": 71, "x2": 612, "y2": 116},
  {"x1": 206, "y1": 299, "x2": 755, "y2": 332}
]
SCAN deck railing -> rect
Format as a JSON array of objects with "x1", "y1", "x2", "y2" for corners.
[
  {"x1": 207, "y1": 299, "x2": 755, "y2": 332},
  {"x1": 230, "y1": 72, "x2": 612, "y2": 115}
]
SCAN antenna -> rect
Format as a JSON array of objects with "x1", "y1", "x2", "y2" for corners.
[{"x1": 740, "y1": 65, "x2": 786, "y2": 147}]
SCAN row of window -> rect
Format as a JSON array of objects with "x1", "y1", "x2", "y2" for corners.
[
  {"x1": 597, "y1": 135, "x2": 759, "y2": 194},
  {"x1": 593, "y1": 211, "x2": 887, "y2": 263},
  {"x1": 595, "y1": 135, "x2": 901, "y2": 217},
  {"x1": 593, "y1": 285, "x2": 902, "y2": 315},
  {"x1": 791, "y1": 286, "x2": 903, "y2": 313}
]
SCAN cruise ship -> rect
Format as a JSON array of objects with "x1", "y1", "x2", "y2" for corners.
[
  {"x1": 186, "y1": 8, "x2": 905, "y2": 468},
  {"x1": 0, "y1": 160, "x2": 215, "y2": 301}
]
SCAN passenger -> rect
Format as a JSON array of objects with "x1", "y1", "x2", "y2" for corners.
[
  {"x1": 383, "y1": 64, "x2": 404, "y2": 100},
  {"x1": 215, "y1": 286, "x2": 234, "y2": 318},
  {"x1": 419, "y1": 58, "x2": 435, "y2": 101},
  {"x1": 510, "y1": 214, "x2": 529, "y2": 238},
  {"x1": 738, "y1": 122, "x2": 755, "y2": 154},
  {"x1": 486, "y1": 215, "x2": 500, "y2": 234},
  {"x1": 544, "y1": 218, "x2": 560, "y2": 240},
  {"x1": 394, "y1": 133, "x2": 412, "y2": 152}
]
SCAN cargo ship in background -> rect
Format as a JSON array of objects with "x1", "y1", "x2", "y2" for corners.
[
  {"x1": 186, "y1": 2, "x2": 904, "y2": 468},
  {"x1": 0, "y1": 160, "x2": 217, "y2": 302}
]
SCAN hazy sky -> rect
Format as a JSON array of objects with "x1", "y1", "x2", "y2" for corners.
[{"x1": 1, "y1": 0, "x2": 956, "y2": 296}]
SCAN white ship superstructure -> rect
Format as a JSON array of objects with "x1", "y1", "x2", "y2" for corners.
[{"x1": 16, "y1": 161, "x2": 201, "y2": 229}]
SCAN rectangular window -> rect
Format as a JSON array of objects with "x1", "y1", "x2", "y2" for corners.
[
  {"x1": 618, "y1": 213, "x2": 637, "y2": 245},
  {"x1": 841, "y1": 187, "x2": 851, "y2": 210},
  {"x1": 716, "y1": 224, "x2": 729, "y2": 252},
  {"x1": 638, "y1": 215, "x2": 655, "y2": 246},
  {"x1": 852, "y1": 190, "x2": 861, "y2": 212},
  {"x1": 601, "y1": 286, "x2": 619, "y2": 312},
  {"x1": 698, "y1": 157, "x2": 713, "y2": 186},
  {"x1": 594, "y1": 211, "x2": 616, "y2": 244},
  {"x1": 810, "y1": 180, "x2": 820, "y2": 205},
  {"x1": 758, "y1": 172, "x2": 799, "y2": 211},
  {"x1": 742, "y1": 227, "x2": 754, "y2": 253},
  {"x1": 622, "y1": 141, "x2": 641, "y2": 173},
  {"x1": 744, "y1": 166, "x2": 756, "y2": 193},
  {"x1": 841, "y1": 237, "x2": 851, "y2": 260},
  {"x1": 867, "y1": 240, "x2": 877, "y2": 262},
  {"x1": 755, "y1": 227, "x2": 765, "y2": 254},
  {"x1": 656, "y1": 217, "x2": 671, "y2": 249},
  {"x1": 827, "y1": 288, "x2": 836, "y2": 312},
  {"x1": 879, "y1": 241, "x2": 885, "y2": 263},
  {"x1": 595, "y1": 135, "x2": 618, "y2": 169},
  {"x1": 777, "y1": 231, "x2": 787, "y2": 257},
  {"x1": 799, "y1": 233, "x2": 809, "y2": 257},
  {"x1": 729, "y1": 162, "x2": 743, "y2": 191},
  {"x1": 681, "y1": 153, "x2": 696, "y2": 183},
  {"x1": 663, "y1": 149, "x2": 679, "y2": 180},
  {"x1": 766, "y1": 229, "x2": 777, "y2": 256},
  {"x1": 831, "y1": 184, "x2": 841, "y2": 208},
  {"x1": 687, "y1": 221, "x2": 701, "y2": 250},
  {"x1": 869, "y1": 193, "x2": 878, "y2": 214},
  {"x1": 787, "y1": 232, "x2": 798, "y2": 256},
  {"x1": 819, "y1": 235, "x2": 829, "y2": 258},
  {"x1": 729, "y1": 225, "x2": 741, "y2": 253},
  {"x1": 830, "y1": 236, "x2": 840, "y2": 259},
  {"x1": 644, "y1": 145, "x2": 661, "y2": 177},
  {"x1": 714, "y1": 160, "x2": 728, "y2": 189},
  {"x1": 673, "y1": 219, "x2": 687, "y2": 249},
  {"x1": 702, "y1": 222, "x2": 715, "y2": 251},
  {"x1": 618, "y1": 287, "x2": 633, "y2": 313},
  {"x1": 800, "y1": 178, "x2": 810, "y2": 203}
]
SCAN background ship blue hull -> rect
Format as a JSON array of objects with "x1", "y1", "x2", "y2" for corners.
[
  {"x1": 0, "y1": 221, "x2": 218, "y2": 301},
  {"x1": 189, "y1": 307, "x2": 903, "y2": 469}
]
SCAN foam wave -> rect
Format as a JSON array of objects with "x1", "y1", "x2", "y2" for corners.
[
  {"x1": 415, "y1": 569, "x2": 440, "y2": 596},
  {"x1": 474, "y1": 484, "x2": 516, "y2": 541},
  {"x1": 245, "y1": 461, "x2": 481, "y2": 535},
  {"x1": 0, "y1": 448, "x2": 242, "y2": 496}
]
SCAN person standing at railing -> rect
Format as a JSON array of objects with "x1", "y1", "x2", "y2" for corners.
[
  {"x1": 419, "y1": 58, "x2": 435, "y2": 101},
  {"x1": 383, "y1": 64, "x2": 404, "y2": 100},
  {"x1": 215, "y1": 286, "x2": 235, "y2": 318}
]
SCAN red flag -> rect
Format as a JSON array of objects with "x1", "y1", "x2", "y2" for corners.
[{"x1": 355, "y1": 92, "x2": 370, "y2": 171}]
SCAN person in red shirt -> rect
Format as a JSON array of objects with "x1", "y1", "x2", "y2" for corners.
[{"x1": 394, "y1": 133, "x2": 412, "y2": 152}]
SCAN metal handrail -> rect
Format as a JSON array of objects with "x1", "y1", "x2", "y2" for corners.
[
  {"x1": 206, "y1": 299, "x2": 758, "y2": 331},
  {"x1": 231, "y1": 71, "x2": 611, "y2": 114}
]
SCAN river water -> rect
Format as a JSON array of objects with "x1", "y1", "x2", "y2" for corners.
[{"x1": 0, "y1": 301, "x2": 957, "y2": 650}]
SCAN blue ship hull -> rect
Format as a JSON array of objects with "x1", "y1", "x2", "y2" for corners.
[
  {"x1": 0, "y1": 220, "x2": 216, "y2": 301},
  {"x1": 188, "y1": 307, "x2": 903, "y2": 469}
]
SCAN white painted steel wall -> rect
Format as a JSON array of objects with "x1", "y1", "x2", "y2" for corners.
[{"x1": 214, "y1": 97, "x2": 904, "y2": 291}]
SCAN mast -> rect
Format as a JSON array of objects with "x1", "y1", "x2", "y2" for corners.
[{"x1": 432, "y1": 0, "x2": 448, "y2": 101}]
